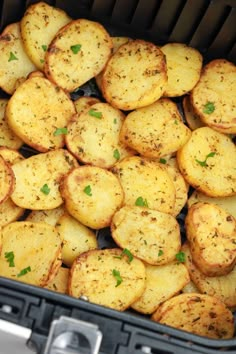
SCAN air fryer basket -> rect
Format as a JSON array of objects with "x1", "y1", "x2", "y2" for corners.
[{"x1": 0, "y1": 1, "x2": 235, "y2": 353}]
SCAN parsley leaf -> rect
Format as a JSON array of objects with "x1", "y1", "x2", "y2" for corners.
[
  {"x1": 135, "y1": 196, "x2": 149, "y2": 208},
  {"x1": 113, "y1": 149, "x2": 120, "y2": 160},
  {"x1": 41, "y1": 44, "x2": 47, "y2": 52},
  {"x1": 84, "y1": 185, "x2": 92, "y2": 196},
  {"x1": 40, "y1": 184, "x2": 50, "y2": 195},
  {"x1": 203, "y1": 102, "x2": 215, "y2": 114},
  {"x1": 88, "y1": 109, "x2": 102, "y2": 119},
  {"x1": 158, "y1": 250, "x2": 164, "y2": 257},
  {"x1": 17, "y1": 266, "x2": 31, "y2": 277},
  {"x1": 114, "y1": 249, "x2": 134, "y2": 263},
  {"x1": 53, "y1": 127, "x2": 68, "y2": 136},
  {"x1": 5, "y1": 251, "x2": 15, "y2": 267},
  {"x1": 70, "y1": 44, "x2": 82, "y2": 54},
  {"x1": 8, "y1": 52, "x2": 18, "y2": 62},
  {"x1": 159, "y1": 158, "x2": 166, "y2": 164},
  {"x1": 195, "y1": 152, "x2": 216, "y2": 167},
  {"x1": 175, "y1": 251, "x2": 186, "y2": 263},
  {"x1": 112, "y1": 269, "x2": 123, "y2": 287}
]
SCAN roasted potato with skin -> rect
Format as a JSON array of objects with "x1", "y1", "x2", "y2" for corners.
[
  {"x1": 0, "y1": 99, "x2": 23, "y2": 149},
  {"x1": 20, "y1": 1, "x2": 71, "y2": 71},
  {"x1": 131, "y1": 261, "x2": 190, "y2": 314},
  {"x1": 69, "y1": 248, "x2": 146, "y2": 311},
  {"x1": 0, "y1": 155, "x2": 15, "y2": 205},
  {"x1": 111, "y1": 156, "x2": 176, "y2": 215},
  {"x1": 182, "y1": 243, "x2": 236, "y2": 308},
  {"x1": 0, "y1": 147, "x2": 24, "y2": 165},
  {"x1": 0, "y1": 22, "x2": 36, "y2": 94},
  {"x1": 60, "y1": 166, "x2": 124, "y2": 229},
  {"x1": 177, "y1": 127, "x2": 236, "y2": 197},
  {"x1": 26, "y1": 205, "x2": 65, "y2": 226},
  {"x1": 152, "y1": 293, "x2": 234, "y2": 339},
  {"x1": 183, "y1": 95, "x2": 204, "y2": 131},
  {"x1": 191, "y1": 59, "x2": 236, "y2": 134},
  {"x1": 44, "y1": 267, "x2": 69, "y2": 294},
  {"x1": 56, "y1": 212, "x2": 98, "y2": 267},
  {"x1": 186, "y1": 202, "x2": 236, "y2": 276},
  {"x1": 0, "y1": 198, "x2": 24, "y2": 228},
  {"x1": 74, "y1": 96, "x2": 101, "y2": 115},
  {"x1": 111, "y1": 206, "x2": 181, "y2": 265},
  {"x1": 102, "y1": 39, "x2": 167, "y2": 110},
  {"x1": 120, "y1": 98, "x2": 191, "y2": 159},
  {"x1": 0, "y1": 221, "x2": 62, "y2": 287}
]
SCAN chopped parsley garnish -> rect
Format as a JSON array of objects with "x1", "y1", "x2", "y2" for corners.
[
  {"x1": 84, "y1": 185, "x2": 92, "y2": 196},
  {"x1": 175, "y1": 251, "x2": 186, "y2": 263},
  {"x1": 158, "y1": 250, "x2": 164, "y2": 257},
  {"x1": 40, "y1": 59, "x2": 44, "y2": 63},
  {"x1": 70, "y1": 44, "x2": 82, "y2": 54},
  {"x1": 8, "y1": 52, "x2": 18, "y2": 62},
  {"x1": 203, "y1": 102, "x2": 215, "y2": 114},
  {"x1": 113, "y1": 118, "x2": 117, "y2": 124},
  {"x1": 159, "y1": 158, "x2": 166, "y2": 164},
  {"x1": 88, "y1": 109, "x2": 102, "y2": 119},
  {"x1": 135, "y1": 196, "x2": 149, "y2": 208},
  {"x1": 195, "y1": 152, "x2": 216, "y2": 167},
  {"x1": 5, "y1": 251, "x2": 15, "y2": 267},
  {"x1": 40, "y1": 184, "x2": 50, "y2": 195},
  {"x1": 41, "y1": 44, "x2": 47, "y2": 52},
  {"x1": 114, "y1": 248, "x2": 134, "y2": 263},
  {"x1": 17, "y1": 266, "x2": 31, "y2": 277},
  {"x1": 112, "y1": 269, "x2": 123, "y2": 287},
  {"x1": 113, "y1": 149, "x2": 120, "y2": 160},
  {"x1": 53, "y1": 127, "x2": 68, "y2": 136}
]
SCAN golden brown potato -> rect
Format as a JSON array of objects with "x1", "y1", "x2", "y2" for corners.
[
  {"x1": 0, "y1": 99, "x2": 23, "y2": 149},
  {"x1": 191, "y1": 59, "x2": 236, "y2": 134},
  {"x1": 0, "y1": 221, "x2": 62, "y2": 287},
  {"x1": 0, "y1": 147, "x2": 24, "y2": 165},
  {"x1": 45, "y1": 19, "x2": 112, "y2": 92},
  {"x1": 185, "y1": 202, "x2": 236, "y2": 276},
  {"x1": 131, "y1": 261, "x2": 190, "y2": 314},
  {"x1": 183, "y1": 95, "x2": 204, "y2": 131},
  {"x1": 0, "y1": 22, "x2": 36, "y2": 94},
  {"x1": 111, "y1": 156, "x2": 176, "y2": 215},
  {"x1": 69, "y1": 248, "x2": 146, "y2": 311},
  {"x1": 152, "y1": 293, "x2": 234, "y2": 339},
  {"x1": 6, "y1": 77, "x2": 76, "y2": 152},
  {"x1": 0, "y1": 198, "x2": 24, "y2": 227},
  {"x1": 0, "y1": 155, "x2": 14, "y2": 205},
  {"x1": 183, "y1": 243, "x2": 236, "y2": 308},
  {"x1": 177, "y1": 127, "x2": 236, "y2": 197},
  {"x1": 102, "y1": 39, "x2": 167, "y2": 110},
  {"x1": 120, "y1": 98, "x2": 191, "y2": 159},
  {"x1": 11, "y1": 149, "x2": 78, "y2": 210},
  {"x1": 111, "y1": 206, "x2": 181, "y2": 265},
  {"x1": 161, "y1": 43, "x2": 203, "y2": 97},
  {"x1": 20, "y1": 1, "x2": 71, "y2": 71},
  {"x1": 66, "y1": 103, "x2": 134, "y2": 168},
  {"x1": 74, "y1": 96, "x2": 101, "y2": 115},
  {"x1": 44, "y1": 267, "x2": 69, "y2": 294},
  {"x1": 60, "y1": 166, "x2": 124, "y2": 229},
  {"x1": 56, "y1": 212, "x2": 98, "y2": 267},
  {"x1": 26, "y1": 205, "x2": 65, "y2": 226}
]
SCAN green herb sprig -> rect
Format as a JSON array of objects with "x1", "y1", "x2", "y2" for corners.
[
  {"x1": 112, "y1": 269, "x2": 123, "y2": 287},
  {"x1": 195, "y1": 152, "x2": 216, "y2": 167}
]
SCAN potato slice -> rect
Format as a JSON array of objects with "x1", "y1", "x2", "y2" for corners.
[
  {"x1": 0, "y1": 198, "x2": 24, "y2": 227},
  {"x1": 161, "y1": 43, "x2": 203, "y2": 97},
  {"x1": 177, "y1": 127, "x2": 236, "y2": 197},
  {"x1": 111, "y1": 156, "x2": 175, "y2": 215},
  {"x1": 60, "y1": 166, "x2": 124, "y2": 229},
  {"x1": 45, "y1": 19, "x2": 112, "y2": 92},
  {"x1": 11, "y1": 149, "x2": 78, "y2": 210},
  {"x1": 26, "y1": 205, "x2": 65, "y2": 226},
  {"x1": 131, "y1": 261, "x2": 190, "y2": 314},
  {"x1": 191, "y1": 59, "x2": 236, "y2": 134},
  {"x1": 0, "y1": 221, "x2": 62, "y2": 287},
  {"x1": 111, "y1": 206, "x2": 181, "y2": 265},
  {"x1": 182, "y1": 243, "x2": 236, "y2": 308},
  {"x1": 0, "y1": 155, "x2": 14, "y2": 204},
  {"x1": 183, "y1": 96, "x2": 204, "y2": 130},
  {"x1": 0, "y1": 99, "x2": 23, "y2": 149},
  {"x1": 20, "y1": 2, "x2": 71, "y2": 71},
  {"x1": 44, "y1": 267, "x2": 69, "y2": 294},
  {"x1": 185, "y1": 202, "x2": 236, "y2": 276},
  {"x1": 152, "y1": 293, "x2": 234, "y2": 339},
  {"x1": 69, "y1": 248, "x2": 146, "y2": 311},
  {"x1": 188, "y1": 190, "x2": 236, "y2": 219},
  {"x1": 0, "y1": 22, "x2": 36, "y2": 94},
  {"x1": 74, "y1": 96, "x2": 101, "y2": 115},
  {"x1": 56, "y1": 212, "x2": 98, "y2": 267},
  {"x1": 182, "y1": 280, "x2": 200, "y2": 294},
  {"x1": 0, "y1": 147, "x2": 24, "y2": 165},
  {"x1": 6, "y1": 77, "x2": 76, "y2": 152},
  {"x1": 66, "y1": 103, "x2": 134, "y2": 168},
  {"x1": 120, "y1": 98, "x2": 191, "y2": 158},
  {"x1": 102, "y1": 40, "x2": 167, "y2": 110}
]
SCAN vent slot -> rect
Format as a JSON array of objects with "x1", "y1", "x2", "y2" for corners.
[
  {"x1": 111, "y1": 0, "x2": 140, "y2": 24},
  {"x1": 91, "y1": 0, "x2": 116, "y2": 18},
  {"x1": 55, "y1": 0, "x2": 94, "y2": 18},
  {"x1": 130, "y1": 0, "x2": 162, "y2": 30}
]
